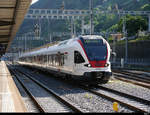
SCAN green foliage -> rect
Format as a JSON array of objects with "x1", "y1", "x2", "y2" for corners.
[
  {"x1": 108, "y1": 24, "x2": 119, "y2": 32},
  {"x1": 92, "y1": 0, "x2": 150, "y2": 33},
  {"x1": 141, "y1": 3, "x2": 150, "y2": 10},
  {"x1": 18, "y1": 0, "x2": 150, "y2": 40},
  {"x1": 93, "y1": 8, "x2": 119, "y2": 32},
  {"x1": 108, "y1": 36, "x2": 113, "y2": 43},
  {"x1": 117, "y1": 15, "x2": 148, "y2": 36}
]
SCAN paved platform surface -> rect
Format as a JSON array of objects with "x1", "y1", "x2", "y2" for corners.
[{"x1": 0, "y1": 61, "x2": 26, "y2": 112}]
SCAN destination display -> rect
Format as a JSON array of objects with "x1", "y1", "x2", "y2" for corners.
[{"x1": 84, "y1": 39, "x2": 103, "y2": 44}]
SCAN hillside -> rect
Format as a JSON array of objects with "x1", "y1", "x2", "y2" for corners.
[
  {"x1": 17, "y1": 0, "x2": 150, "y2": 40},
  {"x1": 30, "y1": 0, "x2": 150, "y2": 10}
]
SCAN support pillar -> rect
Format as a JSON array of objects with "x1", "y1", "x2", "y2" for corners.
[
  {"x1": 89, "y1": 0, "x2": 94, "y2": 35},
  {"x1": 148, "y1": 15, "x2": 150, "y2": 32},
  {"x1": 113, "y1": 37, "x2": 116, "y2": 63},
  {"x1": 73, "y1": 19, "x2": 76, "y2": 37},
  {"x1": 71, "y1": 19, "x2": 74, "y2": 38},
  {"x1": 125, "y1": 36, "x2": 128, "y2": 63},
  {"x1": 81, "y1": 18, "x2": 85, "y2": 35}
]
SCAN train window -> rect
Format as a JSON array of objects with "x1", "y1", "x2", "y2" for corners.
[
  {"x1": 49, "y1": 55, "x2": 51, "y2": 65},
  {"x1": 48, "y1": 55, "x2": 50, "y2": 65},
  {"x1": 61, "y1": 54, "x2": 65, "y2": 66},
  {"x1": 74, "y1": 51, "x2": 85, "y2": 64},
  {"x1": 58, "y1": 43, "x2": 64, "y2": 46},
  {"x1": 59, "y1": 54, "x2": 65, "y2": 66},
  {"x1": 52, "y1": 55, "x2": 54, "y2": 66},
  {"x1": 39, "y1": 56, "x2": 42, "y2": 64},
  {"x1": 55, "y1": 54, "x2": 59, "y2": 66},
  {"x1": 44, "y1": 55, "x2": 47, "y2": 63},
  {"x1": 58, "y1": 40, "x2": 68, "y2": 46}
]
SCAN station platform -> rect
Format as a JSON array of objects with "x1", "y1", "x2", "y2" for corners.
[{"x1": 0, "y1": 61, "x2": 26, "y2": 112}]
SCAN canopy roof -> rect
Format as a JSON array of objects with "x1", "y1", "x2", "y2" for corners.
[{"x1": 0, "y1": 0, "x2": 31, "y2": 56}]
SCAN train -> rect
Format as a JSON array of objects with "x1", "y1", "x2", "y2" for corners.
[{"x1": 18, "y1": 35, "x2": 112, "y2": 84}]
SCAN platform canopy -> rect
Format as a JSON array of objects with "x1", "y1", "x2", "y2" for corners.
[{"x1": 0, "y1": 0, "x2": 32, "y2": 56}]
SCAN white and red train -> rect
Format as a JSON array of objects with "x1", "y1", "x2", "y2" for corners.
[{"x1": 18, "y1": 35, "x2": 112, "y2": 84}]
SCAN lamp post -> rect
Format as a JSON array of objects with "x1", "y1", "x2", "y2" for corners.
[{"x1": 148, "y1": 15, "x2": 150, "y2": 32}]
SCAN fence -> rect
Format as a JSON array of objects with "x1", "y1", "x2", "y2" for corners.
[{"x1": 110, "y1": 58, "x2": 150, "y2": 68}]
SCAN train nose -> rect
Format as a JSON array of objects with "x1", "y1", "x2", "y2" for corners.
[{"x1": 89, "y1": 60, "x2": 107, "y2": 67}]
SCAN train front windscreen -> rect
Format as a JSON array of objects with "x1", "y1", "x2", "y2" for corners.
[{"x1": 80, "y1": 38, "x2": 107, "y2": 61}]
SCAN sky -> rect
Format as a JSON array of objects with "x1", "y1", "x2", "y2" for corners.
[{"x1": 31, "y1": 0, "x2": 39, "y2": 5}]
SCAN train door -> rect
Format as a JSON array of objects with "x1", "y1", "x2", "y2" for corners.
[{"x1": 46, "y1": 55, "x2": 48, "y2": 68}]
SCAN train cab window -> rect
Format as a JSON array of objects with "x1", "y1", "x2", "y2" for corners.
[{"x1": 74, "y1": 51, "x2": 85, "y2": 64}]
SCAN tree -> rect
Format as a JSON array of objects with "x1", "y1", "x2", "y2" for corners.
[{"x1": 117, "y1": 15, "x2": 147, "y2": 37}]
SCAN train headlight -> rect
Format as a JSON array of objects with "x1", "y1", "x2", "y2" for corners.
[
  {"x1": 88, "y1": 64, "x2": 91, "y2": 67},
  {"x1": 84, "y1": 64, "x2": 91, "y2": 67},
  {"x1": 104, "y1": 63, "x2": 109, "y2": 67}
]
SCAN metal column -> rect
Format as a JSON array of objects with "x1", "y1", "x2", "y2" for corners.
[
  {"x1": 123, "y1": 16, "x2": 128, "y2": 63},
  {"x1": 71, "y1": 19, "x2": 74, "y2": 38},
  {"x1": 81, "y1": 18, "x2": 85, "y2": 35},
  {"x1": 113, "y1": 37, "x2": 116, "y2": 63},
  {"x1": 148, "y1": 15, "x2": 150, "y2": 32},
  {"x1": 73, "y1": 19, "x2": 76, "y2": 37},
  {"x1": 89, "y1": 0, "x2": 94, "y2": 35},
  {"x1": 125, "y1": 37, "x2": 128, "y2": 63}
]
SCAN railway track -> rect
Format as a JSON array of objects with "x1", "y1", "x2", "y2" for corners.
[
  {"x1": 96, "y1": 85, "x2": 150, "y2": 105},
  {"x1": 10, "y1": 69, "x2": 45, "y2": 112},
  {"x1": 78, "y1": 84, "x2": 149, "y2": 113},
  {"x1": 113, "y1": 70, "x2": 150, "y2": 81},
  {"x1": 8, "y1": 66, "x2": 82, "y2": 113},
  {"x1": 14, "y1": 65, "x2": 149, "y2": 113},
  {"x1": 112, "y1": 70, "x2": 150, "y2": 89},
  {"x1": 123, "y1": 70, "x2": 150, "y2": 78}
]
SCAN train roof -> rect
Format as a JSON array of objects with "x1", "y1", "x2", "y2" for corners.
[
  {"x1": 19, "y1": 35, "x2": 105, "y2": 58},
  {"x1": 80, "y1": 35, "x2": 105, "y2": 39}
]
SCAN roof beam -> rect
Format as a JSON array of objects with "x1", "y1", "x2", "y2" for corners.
[
  {"x1": 6, "y1": 0, "x2": 32, "y2": 53},
  {"x1": 0, "y1": 35, "x2": 10, "y2": 38},
  {"x1": 0, "y1": 41, "x2": 9, "y2": 44},
  {"x1": 0, "y1": 43, "x2": 7, "y2": 47},
  {"x1": 0, "y1": 7, "x2": 15, "y2": 9},
  {"x1": 0, "y1": 18, "x2": 13, "y2": 20},
  {"x1": 0, "y1": 28, "x2": 9, "y2": 31},
  {"x1": 0, "y1": 37, "x2": 9, "y2": 43},
  {"x1": 6, "y1": 0, "x2": 20, "y2": 52},
  {"x1": 8, "y1": 0, "x2": 19, "y2": 40},
  {"x1": 0, "y1": 20, "x2": 15, "y2": 26}
]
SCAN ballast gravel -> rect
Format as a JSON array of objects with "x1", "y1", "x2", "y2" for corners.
[
  {"x1": 18, "y1": 66, "x2": 134, "y2": 113},
  {"x1": 102, "y1": 75, "x2": 150, "y2": 101}
]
